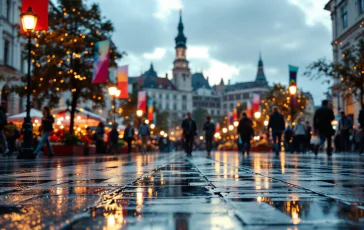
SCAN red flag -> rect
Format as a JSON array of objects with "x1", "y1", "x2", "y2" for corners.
[
  {"x1": 216, "y1": 122, "x2": 220, "y2": 133},
  {"x1": 117, "y1": 65, "x2": 128, "y2": 98},
  {"x1": 21, "y1": 0, "x2": 49, "y2": 33},
  {"x1": 137, "y1": 91, "x2": 147, "y2": 113},
  {"x1": 233, "y1": 108, "x2": 238, "y2": 121}
]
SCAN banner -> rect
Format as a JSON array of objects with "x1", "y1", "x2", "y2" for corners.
[
  {"x1": 289, "y1": 65, "x2": 299, "y2": 87},
  {"x1": 247, "y1": 101, "x2": 252, "y2": 118},
  {"x1": 147, "y1": 100, "x2": 154, "y2": 121},
  {"x1": 117, "y1": 65, "x2": 128, "y2": 98},
  {"x1": 21, "y1": 0, "x2": 49, "y2": 33},
  {"x1": 153, "y1": 112, "x2": 157, "y2": 125},
  {"x1": 252, "y1": 94, "x2": 260, "y2": 113},
  {"x1": 92, "y1": 40, "x2": 110, "y2": 84},
  {"x1": 233, "y1": 108, "x2": 238, "y2": 121},
  {"x1": 216, "y1": 122, "x2": 220, "y2": 133},
  {"x1": 137, "y1": 91, "x2": 147, "y2": 113}
]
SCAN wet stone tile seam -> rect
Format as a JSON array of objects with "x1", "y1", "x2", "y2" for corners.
[{"x1": 59, "y1": 153, "x2": 182, "y2": 229}]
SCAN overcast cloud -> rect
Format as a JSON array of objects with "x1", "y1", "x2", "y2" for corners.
[{"x1": 96, "y1": 0, "x2": 332, "y2": 105}]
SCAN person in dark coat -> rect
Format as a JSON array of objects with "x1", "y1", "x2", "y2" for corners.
[
  {"x1": 95, "y1": 122, "x2": 105, "y2": 154},
  {"x1": 358, "y1": 105, "x2": 364, "y2": 154},
  {"x1": 268, "y1": 107, "x2": 285, "y2": 155},
  {"x1": 34, "y1": 106, "x2": 55, "y2": 156},
  {"x1": 338, "y1": 111, "x2": 353, "y2": 152},
  {"x1": 6, "y1": 122, "x2": 20, "y2": 154},
  {"x1": 313, "y1": 100, "x2": 335, "y2": 155},
  {"x1": 181, "y1": 112, "x2": 197, "y2": 155},
  {"x1": 108, "y1": 123, "x2": 119, "y2": 154},
  {"x1": 123, "y1": 122, "x2": 134, "y2": 153},
  {"x1": 0, "y1": 102, "x2": 8, "y2": 155},
  {"x1": 237, "y1": 112, "x2": 254, "y2": 154},
  {"x1": 284, "y1": 126, "x2": 293, "y2": 153},
  {"x1": 305, "y1": 121, "x2": 312, "y2": 152},
  {"x1": 203, "y1": 116, "x2": 215, "y2": 154}
]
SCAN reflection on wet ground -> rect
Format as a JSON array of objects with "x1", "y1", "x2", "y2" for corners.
[{"x1": 0, "y1": 151, "x2": 364, "y2": 229}]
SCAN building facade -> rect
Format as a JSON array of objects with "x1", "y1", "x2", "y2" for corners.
[
  {"x1": 128, "y1": 12, "x2": 272, "y2": 129},
  {"x1": 221, "y1": 54, "x2": 269, "y2": 116},
  {"x1": 0, "y1": 0, "x2": 25, "y2": 115},
  {"x1": 325, "y1": 0, "x2": 364, "y2": 125}
]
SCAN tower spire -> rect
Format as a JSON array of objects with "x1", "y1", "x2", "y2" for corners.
[
  {"x1": 255, "y1": 53, "x2": 267, "y2": 84},
  {"x1": 175, "y1": 9, "x2": 187, "y2": 48}
]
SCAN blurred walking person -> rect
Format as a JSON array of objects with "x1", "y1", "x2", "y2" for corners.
[
  {"x1": 181, "y1": 112, "x2": 197, "y2": 156},
  {"x1": 358, "y1": 105, "x2": 364, "y2": 154},
  {"x1": 6, "y1": 122, "x2": 20, "y2": 154},
  {"x1": 123, "y1": 122, "x2": 135, "y2": 153},
  {"x1": 268, "y1": 107, "x2": 285, "y2": 155},
  {"x1": 34, "y1": 106, "x2": 55, "y2": 156},
  {"x1": 305, "y1": 120, "x2": 312, "y2": 152},
  {"x1": 109, "y1": 123, "x2": 119, "y2": 154},
  {"x1": 0, "y1": 102, "x2": 8, "y2": 155},
  {"x1": 338, "y1": 111, "x2": 352, "y2": 152},
  {"x1": 203, "y1": 116, "x2": 215, "y2": 154},
  {"x1": 284, "y1": 126, "x2": 293, "y2": 153},
  {"x1": 138, "y1": 119, "x2": 150, "y2": 154},
  {"x1": 238, "y1": 112, "x2": 254, "y2": 154},
  {"x1": 313, "y1": 100, "x2": 335, "y2": 155},
  {"x1": 293, "y1": 116, "x2": 306, "y2": 153},
  {"x1": 95, "y1": 122, "x2": 105, "y2": 154}
]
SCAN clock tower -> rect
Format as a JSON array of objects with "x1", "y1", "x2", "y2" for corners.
[{"x1": 172, "y1": 10, "x2": 192, "y2": 91}]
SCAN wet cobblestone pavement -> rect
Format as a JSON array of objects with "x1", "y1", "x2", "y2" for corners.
[{"x1": 0, "y1": 151, "x2": 364, "y2": 229}]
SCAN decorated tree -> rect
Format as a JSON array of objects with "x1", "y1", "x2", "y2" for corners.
[
  {"x1": 16, "y1": 0, "x2": 124, "y2": 133},
  {"x1": 261, "y1": 84, "x2": 308, "y2": 123},
  {"x1": 305, "y1": 39, "x2": 364, "y2": 106}
]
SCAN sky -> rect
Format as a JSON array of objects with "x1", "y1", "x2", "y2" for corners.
[{"x1": 95, "y1": 0, "x2": 332, "y2": 105}]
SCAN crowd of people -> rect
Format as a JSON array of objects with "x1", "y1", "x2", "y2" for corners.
[{"x1": 1, "y1": 99, "x2": 364, "y2": 157}]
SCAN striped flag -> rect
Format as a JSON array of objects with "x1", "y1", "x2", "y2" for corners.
[
  {"x1": 92, "y1": 40, "x2": 110, "y2": 84},
  {"x1": 147, "y1": 100, "x2": 154, "y2": 121},
  {"x1": 117, "y1": 65, "x2": 128, "y2": 98}
]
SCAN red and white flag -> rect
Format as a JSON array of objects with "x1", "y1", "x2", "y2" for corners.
[
  {"x1": 117, "y1": 65, "x2": 128, "y2": 98},
  {"x1": 137, "y1": 91, "x2": 147, "y2": 114},
  {"x1": 252, "y1": 94, "x2": 260, "y2": 113}
]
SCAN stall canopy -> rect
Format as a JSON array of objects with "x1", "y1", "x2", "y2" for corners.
[
  {"x1": 52, "y1": 107, "x2": 106, "y2": 127},
  {"x1": 8, "y1": 109, "x2": 43, "y2": 122}
]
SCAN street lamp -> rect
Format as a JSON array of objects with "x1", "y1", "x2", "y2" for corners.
[
  {"x1": 254, "y1": 111, "x2": 261, "y2": 119},
  {"x1": 18, "y1": 7, "x2": 38, "y2": 159},
  {"x1": 222, "y1": 128, "x2": 228, "y2": 134},
  {"x1": 136, "y1": 109, "x2": 143, "y2": 128},
  {"x1": 108, "y1": 86, "x2": 120, "y2": 124},
  {"x1": 233, "y1": 121, "x2": 239, "y2": 127},
  {"x1": 289, "y1": 85, "x2": 297, "y2": 125},
  {"x1": 228, "y1": 125, "x2": 234, "y2": 131},
  {"x1": 264, "y1": 120, "x2": 269, "y2": 127}
]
